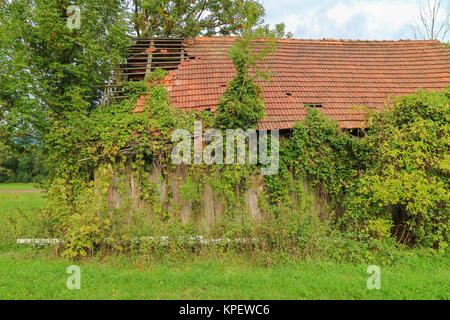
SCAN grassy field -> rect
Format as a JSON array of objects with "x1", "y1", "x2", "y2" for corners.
[
  {"x1": 0, "y1": 191, "x2": 48, "y2": 248},
  {"x1": 0, "y1": 183, "x2": 38, "y2": 190},
  {"x1": 0, "y1": 193, "x2": 46, "y2": 211},
  {"x1": 0, "y1": 248, "x2": 448, "y2": 300},
  {"x1": 0, "y1": 183, "x2": 448, "y2": 300}
]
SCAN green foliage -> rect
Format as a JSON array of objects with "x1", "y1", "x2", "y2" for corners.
[
  {"x1": 63, "y1": 211, "x2": 111, "y2": 259},
  {"x1": 263, "y1": 159, "x2": 292, "y2": 207},
  {"x1": 208, "y1": 164, "x2": 254, "y2": 215},
  {"x1": 366, "y1": 218, "x2": 394, "y2": 240},
  {"x1": 0, "y1": 142, "x2": 47, "y2": 183},
  {"x1": 344, "y1": 89, "x2": 450, "y2": 249},
  {"x1": 284, "y1": 108, "x2": 368, "y2": 211},
  {"x1": 0, "y1": 0, "x2": 132, "y2": 258},
  {"x1": 214, "y1": 70, "x2": 265, "y2": 130},
  {"x1": 42, "y1": 68, "x2": 213, "y2": 258},
  {"x1": 0, "y1": 0, "x2": 131, "y2": 142},
  {"x1": 270, "y1": 90, "x2": 448, "y2": 251},
  {"x1": 144, "y1": 67, "x2": 168, "y2": 83},
  {"x1": 122, "y1": 81, "x2": 151, "y2": 100},
  {"x1": 131, "y1": 0, "x2": 292, "y2": 38},
  {"x1": 0, "y1": 141, "x2": 12, "y2": 177},
  {"x1": 44, "y1": 165, "x2": 114, "y2": 259},
  {"x1": 0, "y1": 2, "x2": 131, "y2": 246},
  {"x1": 214, "y1": 23, "x2": 281, "y2": 129}
]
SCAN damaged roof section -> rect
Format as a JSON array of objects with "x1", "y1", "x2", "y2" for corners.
[
  {"x1": 121, "y1": 37, "x2": 187, "y2": 82},
  {"x1": 134, "y1": 37, "x2": 450, "y2": 130},
  {"x1": 100, "y1": 37, "x2": 188, "y2": 105}
]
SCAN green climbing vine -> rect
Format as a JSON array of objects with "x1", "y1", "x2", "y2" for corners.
[
  {"x1": 269, "y1": 90, "x2": 449, "y2": 250},
  {"x1": 214, "y1": 24, "x2": 277, "y2": 129}
]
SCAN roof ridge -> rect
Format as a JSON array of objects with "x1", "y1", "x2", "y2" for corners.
[{"x1": 190, "y1": 36, "x2": 442, "y2": 45}]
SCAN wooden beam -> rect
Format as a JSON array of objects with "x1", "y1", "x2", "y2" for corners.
[
  {"x1": 125, "y1": 57, "x2": 184, "y2": 61},
  {"x1": 145, "y1": 39, "x2": 154, "y2": 76},
  {"x1": 181, "y1": 47, "x2": 186, "y2": 61}
]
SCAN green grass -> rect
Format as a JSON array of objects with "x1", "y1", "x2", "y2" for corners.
[
  {"x1": 0, "y1": 192, "x2": 448, "y2": 300},
  {"x1": 0, "y1": 183, "x2": 38, "y2": 190},
  {"x1": 0, "y1": 193, "x2": 48, "y2": 247},
  {"x1": 0, "y1": 249, "x2": 448, "y2": 299},
  {"x1": 0, "y1": 193, "x2": 46, "y2": 213}
]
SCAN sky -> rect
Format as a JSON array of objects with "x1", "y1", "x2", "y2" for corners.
[{"x1": 262, "y1": 0, "x2": 450, "y2": 41}]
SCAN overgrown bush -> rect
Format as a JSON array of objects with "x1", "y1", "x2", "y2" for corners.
[
  {"x1": 343, "y1": 89, "x2": 449, "y2": 249},
  {"x1": 273, "y1": 89, "x2": 449, "y2": 251}
]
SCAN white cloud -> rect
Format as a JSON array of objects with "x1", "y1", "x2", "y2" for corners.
[
  {"x1": 329, "y1": 2, "x2": 415, "y2": 30},
  {"x1": 263, "y1": 0, "x2": 449, "y2": 41}
]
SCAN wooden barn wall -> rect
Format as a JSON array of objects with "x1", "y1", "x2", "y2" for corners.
[{"x1": 106, "y1": 163, "x2": 332, "y2": 227}]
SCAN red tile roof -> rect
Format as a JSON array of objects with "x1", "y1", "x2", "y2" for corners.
[{"x1": 135, "y1": 37, "x2": 450, "y2": 129}]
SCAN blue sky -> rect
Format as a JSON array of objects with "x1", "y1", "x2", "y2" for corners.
[{"x1": 262, "y1": 0, "x2": 449, "y2": 41}]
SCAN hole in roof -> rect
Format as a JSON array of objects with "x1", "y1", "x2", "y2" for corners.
[
  {"x1": 286, "y1": 92, "x2": 292, "y2": 96},
  {"x1": 304, "y1": 104, "x2": 322, "y2": 108}
]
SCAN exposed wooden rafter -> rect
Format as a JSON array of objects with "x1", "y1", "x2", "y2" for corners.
[{"x1": 99, "y1": 37, "x2": 187, "y2": 106}]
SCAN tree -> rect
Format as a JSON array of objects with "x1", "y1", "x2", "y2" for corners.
[
  {"x1": 412, "y1": 0, "x2": 450, "y2": 41},
  {"x1": 0, "y1": 0, "x2": 131, "y2": 191},
  {"x1": 214, "y1": 0, "x2": 288, "y2": 129},
  {"x1": 0, "y1": 0, "x2": 130, "y2": 142},
  {"x1": 130, "y1": 0, "x2": 291, "y2": 38},
  {"x1": 0, "y1": 141, "x2": 12, "y2": 178},
  {"x1": 0, "y1": 140, "x2": 47, "y2": 183}
]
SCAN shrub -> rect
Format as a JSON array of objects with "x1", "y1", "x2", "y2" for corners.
[{"x1": 344, "y1": 89, "x2": 449, "y2": 249}]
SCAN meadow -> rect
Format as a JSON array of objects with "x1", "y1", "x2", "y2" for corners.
[
  {"x1": 0, "y1": 183, "x2": 38, "y2": 190},
  {"x1": 0, "y1": 184, "x2": 448, "y2": 300}
]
